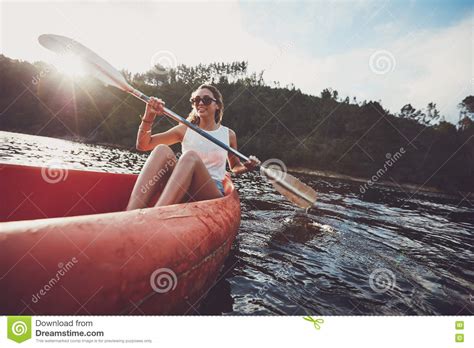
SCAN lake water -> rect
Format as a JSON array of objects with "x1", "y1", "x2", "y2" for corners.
[{"x1": 1, "y1": 131, "x2": 473, "y2": 315}]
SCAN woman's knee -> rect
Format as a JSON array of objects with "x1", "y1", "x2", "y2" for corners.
[
  {"x1": 178, "y1": 150, "x2": 200, "y2": 166},
  {"x1": 150, "y1": 144, "x2": 175, "y2": 161}
]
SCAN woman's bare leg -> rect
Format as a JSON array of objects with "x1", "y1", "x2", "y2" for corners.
[
  {"x1": 155, "y1": 150, "x2": 222, "y2": 207},
  {"x1": 126, "y1": 144, "x2": 177, "y2": 210}
]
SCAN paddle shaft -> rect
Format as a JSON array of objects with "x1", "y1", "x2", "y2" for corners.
[
  {"x1": 133, "y1": 90, "x2": 251, "y2": 162},
  {"x1": 90, "y1": 60, "x2": 314, "y2": 206},
  {"x1": 130, "y1": 88, "x2": 315, "y2": 206},
  {"x1": 38, "y1": 34, "x2": 318, "y2": 209},
  {"x1": 85, "y1": 58, "x2": 250, "y2": 162},
  {"x1": 89, "y1": 63, "x2": 318, "y2": 205}
]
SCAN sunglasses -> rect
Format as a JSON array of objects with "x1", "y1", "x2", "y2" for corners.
[{"x1": 190, "y1": 95, "x2": 217, "y2": 106}]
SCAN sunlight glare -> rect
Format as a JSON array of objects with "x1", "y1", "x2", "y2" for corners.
[{"x1": 53, "y1": 55, "x2": 87, "y2": 78}]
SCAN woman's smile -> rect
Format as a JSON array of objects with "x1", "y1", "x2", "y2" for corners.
[{"x1": 198, "y1": 106, "x2": 207, "y2": 114}]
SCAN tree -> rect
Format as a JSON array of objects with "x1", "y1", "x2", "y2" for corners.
[
  {"x1": 399, "y1": 104, "x2": 420, "y2": 120},
  {"x1": 424, "y1": 102, "x2": 441, "y2": 125},
  {"x1": 457, "y1": 95, "x2": 474, "y2": 130},
  {"x1": 399, "y1": 103, "x2": 442, "y2": 126},
  {"x1": 320, "y1": 88, "x2": 338, "y2": 101},
  {"x1": 320, "y1": 88, "x2": 332, "y2": 100},
  {"x1": 458, "y1": 116, "x2": 473, "y2": 131}
]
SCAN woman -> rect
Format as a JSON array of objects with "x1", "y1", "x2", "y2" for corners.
[{"x1": 126, "y1": 84, "x2": 260, "y2": 210}]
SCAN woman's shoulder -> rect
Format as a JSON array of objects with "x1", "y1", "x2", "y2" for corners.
[
  {"x1": 226, "y1": 127, "x2": 237, "y2": 144},
  {"x1": 222, "y1": 125, "x2": 235, "y2": 135},
  {"x1": 176, "y1": 124, "x2": 188, "y2": 132},
  {"x1": 175, "y1": 124, "x2": 188, "y2": 141},
  {"x1": 221, "y1": 124, "x2": 235, "y2": 136}
]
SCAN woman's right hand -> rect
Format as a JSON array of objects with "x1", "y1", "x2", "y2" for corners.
[{"x1": 143, "y1": 97, "x2": 165, "y2": 122}]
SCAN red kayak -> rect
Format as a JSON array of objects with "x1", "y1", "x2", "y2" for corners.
[{"x1": 0, "y1": 163, "x2": 240, "y2": 314}]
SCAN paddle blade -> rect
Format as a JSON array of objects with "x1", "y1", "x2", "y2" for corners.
[
  {"x1": 38, "y1": 34, "x2": 131, "y2": 91},
  {"x1": 261, "y1": 166, "x2": 317, "y2": 210}
]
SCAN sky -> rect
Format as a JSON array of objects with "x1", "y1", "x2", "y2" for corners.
[{"x1": 0, "y1": 0, "x2": 472, "y2": 123}]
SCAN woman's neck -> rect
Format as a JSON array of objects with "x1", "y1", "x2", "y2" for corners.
[{"x1": 199, "y1": 118, "x2": 219, "y2": 131}]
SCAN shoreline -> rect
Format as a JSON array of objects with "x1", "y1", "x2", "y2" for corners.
[
  {"x1": 288, "y1": 166, "x2": 454, "y2": 196},
  {"x1": 1, "y1": 130, "x2": 468, "y2": 197}
]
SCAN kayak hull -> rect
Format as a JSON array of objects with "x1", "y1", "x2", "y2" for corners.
[{"x1": 0, "y1": 163, "x2": 240, "y2": 314}]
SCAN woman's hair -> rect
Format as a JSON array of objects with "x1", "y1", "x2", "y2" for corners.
[{"x1": 187, "y1": 84, "x2": 224, "y2": 125}]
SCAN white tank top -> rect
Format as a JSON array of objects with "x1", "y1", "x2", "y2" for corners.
[{"x1": 181, "y1": 125, "x2": 229, "y2": 182}]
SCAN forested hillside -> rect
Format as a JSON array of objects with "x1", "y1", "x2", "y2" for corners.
[{"x1": 1, "y1": 54, "x2": 472, "y2": 192}]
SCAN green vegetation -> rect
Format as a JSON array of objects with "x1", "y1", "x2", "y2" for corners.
[{"x1": 0, "y1": 54, "x2": 472, "y2": 192}]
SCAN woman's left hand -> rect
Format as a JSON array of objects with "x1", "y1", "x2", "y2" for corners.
[{"x1": 243, "y1": 155, "x2": 261, "y2": 171}]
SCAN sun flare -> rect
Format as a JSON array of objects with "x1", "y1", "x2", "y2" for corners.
[{"x1": 53, "y1": 55, "x2": 86, "y2": 77}]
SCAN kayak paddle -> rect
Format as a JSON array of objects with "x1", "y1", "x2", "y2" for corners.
[{"x1": 38, "y1": 34, "x2": 317, "y2": 210}]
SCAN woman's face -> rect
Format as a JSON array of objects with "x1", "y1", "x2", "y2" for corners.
[{"x1": 191, "y1": 88, "x2": 219, "y2": 120}]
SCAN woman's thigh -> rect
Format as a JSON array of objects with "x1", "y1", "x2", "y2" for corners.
[{"x1": 185, "y1": 154, "x2": 223, "y2": 201}]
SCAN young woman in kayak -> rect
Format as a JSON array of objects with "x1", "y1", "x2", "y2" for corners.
[{"x1": 126, "y1": 84, "x2": 260, "y2": 210}]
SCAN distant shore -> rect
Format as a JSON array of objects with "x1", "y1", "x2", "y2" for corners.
[
  {"x1": 288, "y1": 166, "x2": 450, "y2": 196},
  {"x1": 0, "y1": 130, "x2": 465, "y2": 197}
]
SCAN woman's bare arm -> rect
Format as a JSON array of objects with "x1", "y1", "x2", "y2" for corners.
[
  {"x1": 227, "y1": 128, "x2": 260, "y2": 174},
  {"x1": 136, "y1": 123, "x2": 186, "y2": 151},
  {"x1": 135, "y1": 97, "x2": 186, "y2": 151}
]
